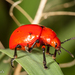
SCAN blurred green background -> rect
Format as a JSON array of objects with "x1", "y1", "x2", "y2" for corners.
[{"x1": 0, "y1": 0, "x2": 75, "y2": 75}]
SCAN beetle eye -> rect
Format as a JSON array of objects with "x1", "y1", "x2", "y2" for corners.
[{"x1": 55, "y1": 43, "x2": 57, "y2": 47}]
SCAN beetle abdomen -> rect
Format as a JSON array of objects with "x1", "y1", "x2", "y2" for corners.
[{"x1": 9, "y1": 24, "x2": 42, "y2": 50}]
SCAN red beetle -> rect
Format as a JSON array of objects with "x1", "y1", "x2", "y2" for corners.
[{"x1": 9, "y1": 24, "x2": 75, "y2": 68}]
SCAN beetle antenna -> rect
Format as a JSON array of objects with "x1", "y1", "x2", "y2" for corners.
[
  {"x1": 60, "y1": 46, "x2": 74, "y2": 58},
  {"x1": 61, "y1": 37, "x2": 75, "y2": 44}
]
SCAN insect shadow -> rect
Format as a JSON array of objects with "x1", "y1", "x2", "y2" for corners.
[{"x1": 47, "y1": 61, "x2": 55, "y2": 69}]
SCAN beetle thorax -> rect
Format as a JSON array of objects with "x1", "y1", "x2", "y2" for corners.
[{"x1": 40, "y1": 27, "x2": 57, "y2": 45}]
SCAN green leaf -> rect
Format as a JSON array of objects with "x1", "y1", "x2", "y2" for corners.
[
  {"x1": 0, "y1": 54, "x2": 11, "y2": 75},
  {"x1": 0, "y1": 48, "x2": 63, "y2": 75}
]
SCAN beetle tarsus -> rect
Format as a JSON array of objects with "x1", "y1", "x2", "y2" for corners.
[
  {"x1": 43, "y1": 61, "x2": 48, "y2": 69},
  {"x1": 11, "y1": 58, "x2": 15, "y2": 68}
]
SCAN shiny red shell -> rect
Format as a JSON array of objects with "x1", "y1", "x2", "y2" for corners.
[
  {"x1": 9, "y1": 24, "x2": 61, "y2": 51},
  {"x1": 9, "y1": 24, "x2": 42, "y2": 50}
]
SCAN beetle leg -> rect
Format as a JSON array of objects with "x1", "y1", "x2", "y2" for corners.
[
  {"x1": 11, "y1": 44, "x2": 21, "y2": 68},
  {"x1": 42, "y1": 46, "x2": 48, "y2": 69},
  {"x1": 46, "y1": 45, "x2": 50, "y2": 54},
  {"x1": 46, "y1": 45, "x2": 53, "y2": 56},
  {"x1": 52, "y1": 50, "x2": 59, "y2": 64},
  {"x1": 52, "y1": 49, "x2": 57, "y2": 60},
  {"x1": 28, "y1": 39, "x2": 39, "y2": 52}
]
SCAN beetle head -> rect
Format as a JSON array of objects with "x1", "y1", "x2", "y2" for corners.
[
  {"x1": 51, "y1": 37, "x2": 75, "y2": 58},
  {"x1": 51, "y1": 37, "x2": 61, "y2": 50}
]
